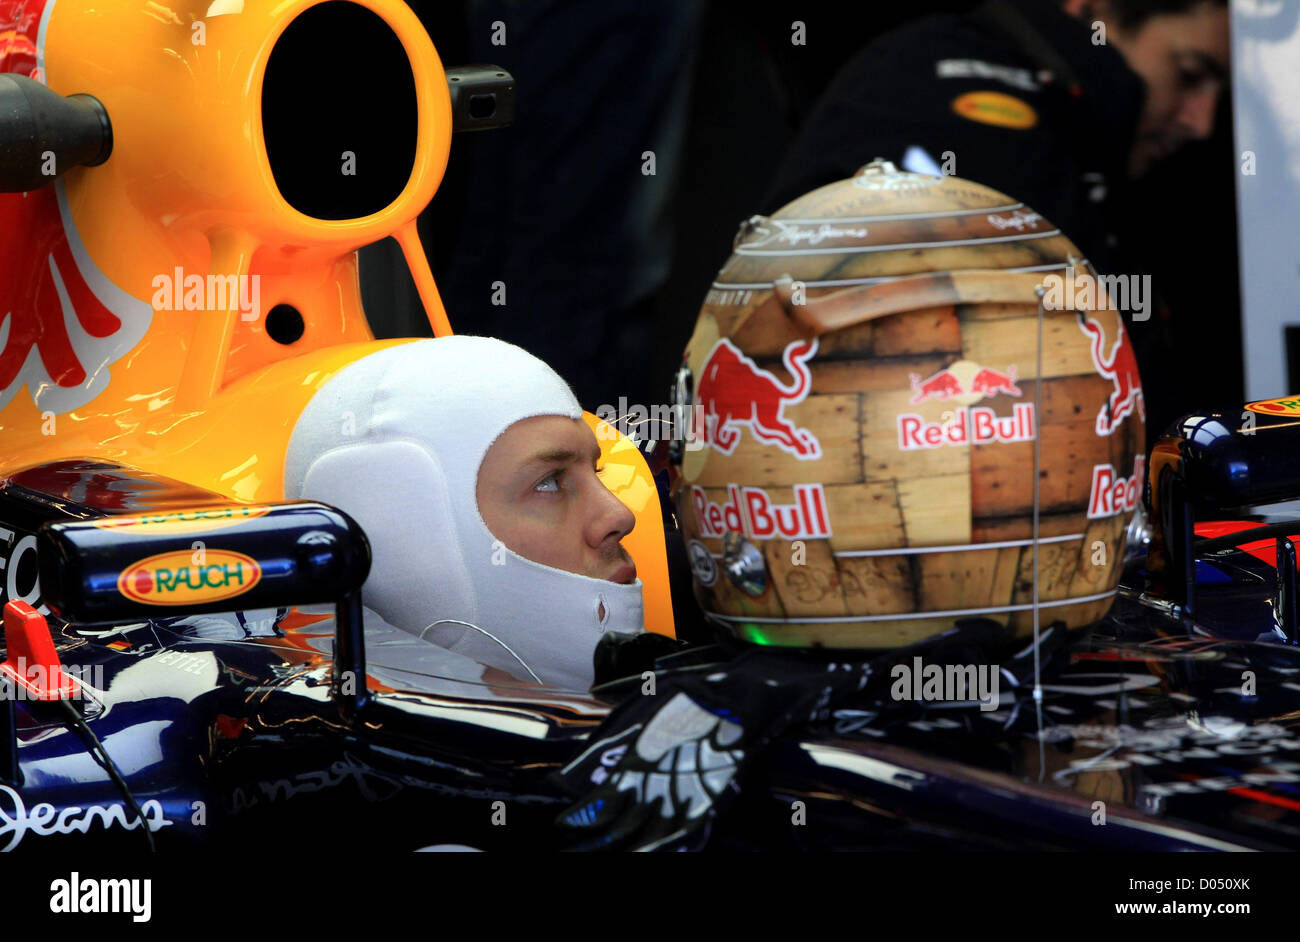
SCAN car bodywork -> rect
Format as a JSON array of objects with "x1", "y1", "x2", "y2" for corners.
[
  {"x1": 4, "y1": 0, "x2": 1300, "y2": 854},
  {"x1": 8, "y1": 407, "x2": 1300, "y2": 852}
]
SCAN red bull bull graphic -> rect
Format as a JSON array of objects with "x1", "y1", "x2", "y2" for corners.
[
  {"x1": 1078, "y1": 315, "x2": 1144, "y2": 436},
  {"x1": 0, "y1": 175, "x2": 153, "y2": 416},
  {"x1": 691, "y1": 484, "x2": 830, "y2": 540},
  {"x1": 969, "y1": 365, "x2": 1021, "y2": 397},
  {"x1": 0, "y1": 4, "x2": 154, "y2": 415},
  {"x1": 694, "y1": 338, "x2": 821, "y2": 459},
  {"x1": 0, "y1": 0, "x2": 42, "y2": 80},
  {"x1": 0, "y1": 4, "x2": 155, "y2": 415},
  {"x1": 909, "y1": 368, "x2": 964, "y2": 403},
  {"x1": 910, "y1": 362, "x2": 1022, "y2": 404}
]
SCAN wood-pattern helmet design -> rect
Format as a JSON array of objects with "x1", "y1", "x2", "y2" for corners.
[{"x1": 671, "y1": 161, "x2": 1145, "y2": 649}]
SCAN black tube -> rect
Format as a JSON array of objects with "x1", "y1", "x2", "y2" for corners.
[
  {"x1": 333, "y1": 589, "x2": 368, "y2": 718},
  {"x1": 0, "y1": 74, "x2": 111, "y2": 192}
]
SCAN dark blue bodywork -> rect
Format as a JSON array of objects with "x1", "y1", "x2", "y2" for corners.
[{"x1": 8, "y1": 403, "x2": 1300, "y2": 852}]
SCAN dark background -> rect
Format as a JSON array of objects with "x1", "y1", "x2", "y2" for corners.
[{"x1": 359, "y1": 0, "x2": 1244, "y2": 439}]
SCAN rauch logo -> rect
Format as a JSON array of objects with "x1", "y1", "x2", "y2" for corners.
[
  {"x1": 117, "y1": 550, "x2": 261, "y2": 606},
  {"x1": 93, "y1": 506, "x2": 269, "y2": 536}
]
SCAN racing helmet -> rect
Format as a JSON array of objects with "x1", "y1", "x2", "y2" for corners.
[{"x1": 671, "y1": 160, "x2": 1145, "y2": 648}]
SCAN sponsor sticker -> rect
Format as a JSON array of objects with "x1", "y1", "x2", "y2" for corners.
[
  {"x1": 1087, "y1": 455, "x2": 1145, "y2": 519},
  {"x1": 737, "y1": 219, "x2": 870, "y2": 250},
  {"x1": 986, "y1": 209, "x2": 1044, "y2": 232},
  {"x1": 897, "y1": 404, "x2": 1035, "y2": 450},
  {"x1": 936, "y1": 59, "x2": 1040, "y2": 93},
  {"x1": 1078, "y1": 315, "x2": 1144, "y2": 436},
  {"x1": 0, "y1": 783, "x2": 172, "y2": 853},
  {"x1": 687, "y1": 540, "x2": 718, "y2": 587},
  {"x1": 691, "y1": 484, "x2": 831, "y2": 540},
  {"x1": 694, "y1": 338, "x2": 821, "y2": 459},
  {"x1": 117, "y1": 549, "x2": 262, "y2": 606},
  {"x1": 92, "y1": 506, "x2": 269, "y2": 535},
  {"x1": 1246, "y1": 396, "x2": 1300, "y2": 415},
  {"x1": 951, "y1": 91, "x2": 1038, "y2": 129},
  {"x1": 909, "y1": 360, "x2": 1022, "y2": 405}
]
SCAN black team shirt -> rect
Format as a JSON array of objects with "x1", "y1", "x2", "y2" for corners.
[
  {"x1": 762, "y1": 0, "x2": 1192, "y2": 440},
  {"x1": 765, "y1": 0, "x2": 1144, "y2": 278}
]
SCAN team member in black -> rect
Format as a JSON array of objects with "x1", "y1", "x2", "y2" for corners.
[
  {"x1": 764, "y1": 0, "x2": 1230, "y2": 441},
  {"x1": 765, "y1": 0, "x2": 1229, "y2": 275}
]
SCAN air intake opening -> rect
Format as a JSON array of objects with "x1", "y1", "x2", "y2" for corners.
[{"x1": 262, "y1": 1, "x2": 417, "y2": 220}]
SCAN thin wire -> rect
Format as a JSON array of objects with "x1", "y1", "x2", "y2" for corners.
[
  {"x1": 417, "y1": 619, "x2": 544, "y2": 685},
  {"x1": 1033, "y1": 284, "x2": 1047, "y2": 781},
  {"x1": 58, "y1": 698, "x2": 156, "y2": 852}
]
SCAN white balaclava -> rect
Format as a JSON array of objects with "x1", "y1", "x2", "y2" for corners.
[{"x1": 283, "y1": 336, "x2": 645, "y2": 691}]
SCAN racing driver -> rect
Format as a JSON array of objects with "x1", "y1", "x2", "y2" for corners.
[{"x1": 282, "y1": 336, "x2": 646, "y2": 691}]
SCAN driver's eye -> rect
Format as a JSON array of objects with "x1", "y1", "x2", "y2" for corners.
[{"x1": 535, "y1": 471, "x2": 562, "y2": 493}]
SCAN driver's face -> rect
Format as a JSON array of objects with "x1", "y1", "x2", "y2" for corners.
[{"x1": 476, "y1": 414, "x2": 637, "y2": 583}]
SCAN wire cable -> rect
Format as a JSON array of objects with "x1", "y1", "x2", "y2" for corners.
[
  {"x1": 56, "y1": 698, "x2": 156, "y2": 852},
  {"x1": 418, "y1": 619, "x2": 544, "y2": 685}
]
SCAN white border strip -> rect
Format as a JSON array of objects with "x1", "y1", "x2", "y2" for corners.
[
  {"x1": 734, "y1": 230, "x2": 1061, "y2": 256},
  {"x1": 769, "y1": 202, "x2": 1026, "y2": 224},
  {"x1": 707, "y1": 589, "x2": 1117, "y2": 624},
  {"x1": 834, "y1": 533, "x2": 1083, "y2": 557},
  {"x1": 708, "y1": 533, "x2": 1084, "y2": 560},
  {"x1": 36, "y1": 0, "x2": 56, "y2": 82},
  {"x1": 712, "y1": 262, "x2": 1072, "y2": 291}
]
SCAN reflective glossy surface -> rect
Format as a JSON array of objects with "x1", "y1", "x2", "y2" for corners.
[
  {"x1": 0, "y1": 0, "x2": 673, "y2": 635},
  {"x1": 0, "y1": 0, "x2": 452, "y2": 483},
  {"x1": 6, "y1": 457, "x2": 1300, "y2": 849}
]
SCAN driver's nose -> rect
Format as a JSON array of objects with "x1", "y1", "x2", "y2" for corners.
[{"x1": 587, "y1": 477, "x2": 636, "y2": 550}]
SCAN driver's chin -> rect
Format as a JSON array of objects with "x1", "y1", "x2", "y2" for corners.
[
  {"x1": 1128, "y1": 142, "x2": 1158, "y2": 180},
  {"x1": 1130, "y1": 131, "x2": 1188, "y2": 178}
]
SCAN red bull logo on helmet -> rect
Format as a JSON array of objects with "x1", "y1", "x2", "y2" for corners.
[
  {"x1": 1078, "y1": 315, "x2": 1144, "y2": 436},
  {"x1": 1088, "y1": 455, "x2": 1145, "y2": 519},
  {"x1": 909, "y1": 361, "x2": 1022, "y2": 405},
  {"x1": 898, "y1": 404, "x2": 1036, "y2": 450},
  {"x1": 899, "y1": 361, "x2": 1032, "y2": 449},
  {"x1": 691, "y1": 484, "x2": 830, "y2": 540},
  {"x1": 909, "y1": 368, "x2": 964, "y2": 403},
  {"x1": 694, "y1": 338, "x2": 821, "y2": 459}
]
